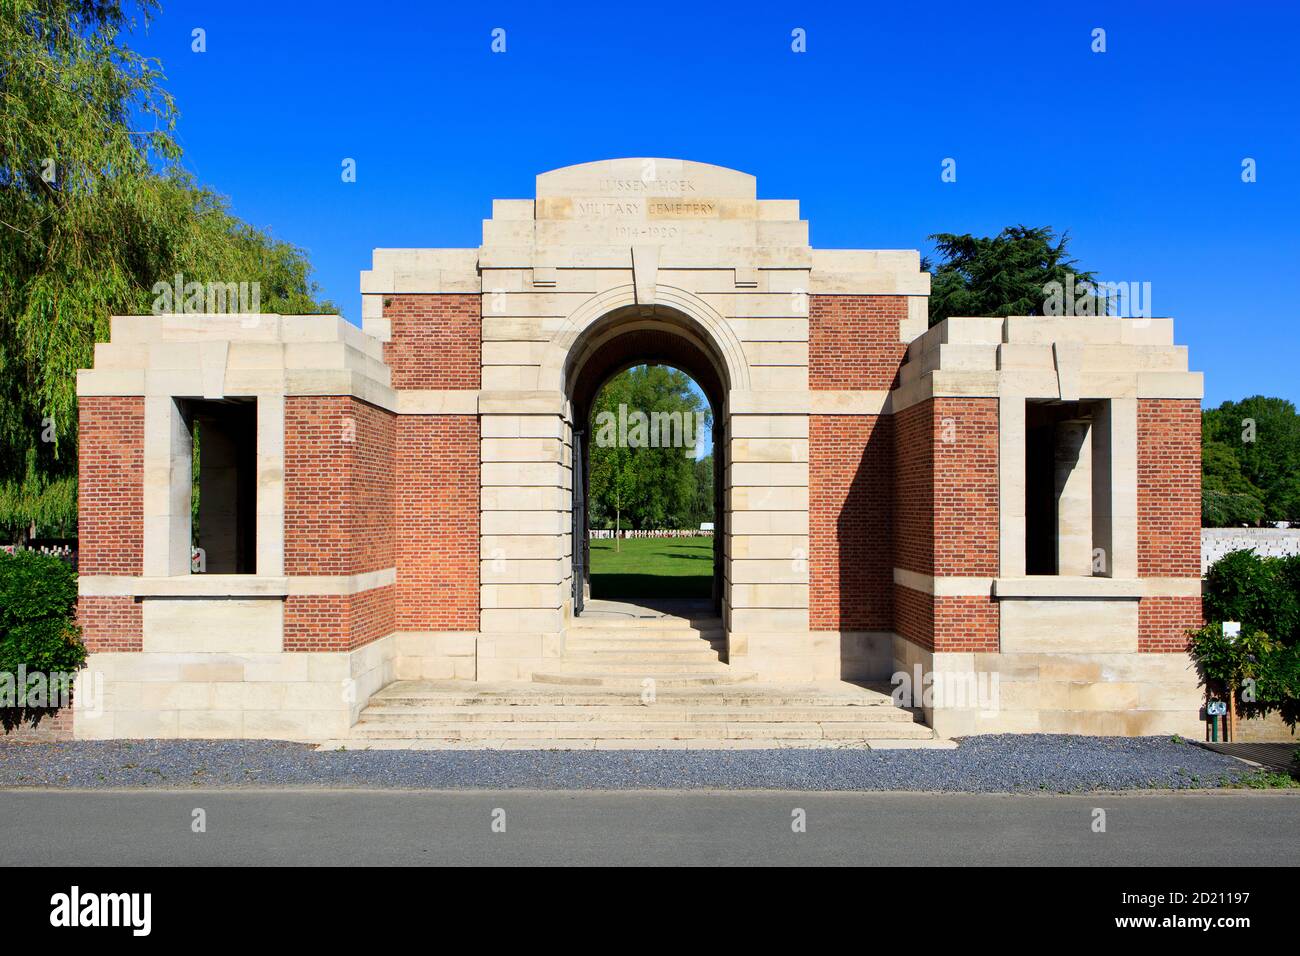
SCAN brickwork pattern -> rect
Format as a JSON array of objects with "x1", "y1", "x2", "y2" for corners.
[
  {"x1": 1139, "y1": 595, "x2": 1203, "y2": 653},
  {"x1": 893, "y1": 583, "x2": 934, "y2": 652},
  {"x1": 382, "y1": 294, "x2": 481, "y2": 390},
  {"x1": 284, "y1": 396, "x2": 395, "y2": 576},
  {"x1": 77, "y1": 396, "x2": 144, "y2": 575},
  {"x1": 893, "y1": 400, "x2": 935, "y2": 576},
  {"x1": 0, "y1": 707, "x2": 74, "y2": 743},
  {"x1": 395, "y1": 416, "x2": 480, "y2": 630},
  {"x1": 934, "y1": 595, "x2": 1000, "y2": 653},
  {"x1": 1137, "y1": 399, "x2": 1202, "y2": 578},
  {"x1": 892, "y1": 397, "x2": 1000, "y2": 653},
  {"x1": 808, "y1": 295, "x2": 908, "y2": 390},
  {"x1": 283, "y1": 585, "x2": 396, "y2": 652},
  {"x1": 932, "y1": 398, "x2": 1000, "y2": 576},
  {"x1": 809, "y1": 415, "x2": 892, "y2": 629},
  {"x1": 76, "y1": 596, "x2": 143, "y2": 653}
]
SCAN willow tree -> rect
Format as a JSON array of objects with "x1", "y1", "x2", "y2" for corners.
[{"x1": 0, "y1": 0, "x2": 334, "y2": 540}]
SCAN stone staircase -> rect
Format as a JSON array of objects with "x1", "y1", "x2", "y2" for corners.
[
  {"x1": 344, "y1": 602, "x2": 944, "y2": 749},
  {"x1": 529, "y1": 609, "x2": 749, "y2": 688}
]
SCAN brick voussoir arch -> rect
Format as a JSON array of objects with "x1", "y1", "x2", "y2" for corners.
[{"x1": 539, "y1": 283, "x2": 752, "y2": 395}]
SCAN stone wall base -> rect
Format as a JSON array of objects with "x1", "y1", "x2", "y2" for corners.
[
  {"x1": 892, "y1": 635, "x2": 1204, "y2": 737},
  {"x1": 71, "y1": 627, "x2": 1212, "y2": 740},
  {"x1": 730, "y1": 631, "x2": 893, "y2": 683},
  {"x1": 73, "y1": 636, "x2": 396, "y2": 740}
]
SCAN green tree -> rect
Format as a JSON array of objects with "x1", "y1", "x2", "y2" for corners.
[
  {"x1": 587, "y1": 366, "x2": 712, "y2": 531},
  {"x1": 1202, "y1": 397, "x2": 1300, "y2": 525},
  {"x1": 0, "y1": 0, "x2": 334, "y2": 541},
  {"x1": 923, "y1": 225, "x2": 1106, "y2": 325},
  {"x1": 1201, "y1": 440, "x2": 1266, "y2": 526},
  {"x1": 689, "y1": 454, "x2": 714, "y2": 528}
]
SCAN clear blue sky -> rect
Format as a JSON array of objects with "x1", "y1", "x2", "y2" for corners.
[{"x1": 129, "y1": 0, "x2": 1298, "y2": 408}]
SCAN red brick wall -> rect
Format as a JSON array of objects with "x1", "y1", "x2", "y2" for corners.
[
  {"x1": 77, "y1": 396, "x2": 145, "y2": 653},
  {"x1": 809, "y1": 295, "x2": 908, "y2": 390},
  {"x1": 1139, "y1": 595, "x2": 1202, "y2": 653},
  {"x1": 395, "y1": 416, "x2": 480, "y2": 631},
  {"x1": 1135, "y1": 399, "x2": 1201, "y2": 652},
  {"x1": 77, "y1": 396, "x2": 144, "y2": 575},
  {"x1": 892, "y1": 397, "x2": 999, "y2": 576},
  {"x1": 1137, "y1": 399, "x2": 1201, "y2": 578},
  {"x1": 282, "y1": 396, "x2": 396, "y2": 652},
  {"x1": 76, "y1": 596, "x2": 142, "y2": 653},
  {"x1": 893, "y1": 589, "x2": 999, "y2": 654},
  {"x1": 809, "y1": 415, "x2": 892, "y2": 630},
  {"x1": 383, "y1": 294, "x2": 481, "y2": 390},
  {"x1": 892, "y1": 397, "x2": 1000, "y2": 653},
  {"x1": 284, "y1": 585, "x2": 396, "y2": 652},
  {"x1": 893, "y1": 584, "x2": 934, "y2": 651},
  {"x1": 893, "y1": 401, "x2": 935, "y2": 575},
  {"x1": 284, "y1": 396, "x2": 395, "y2": 576},
  {"x1": 934, "y1": 595, "x2": 999, "y2": 653},
  {"x1": 0, "y1": 707, "x2": 74, "y2": 744},
  {"x1": 932, "y1": 398, "x2": 1000, "y2": 576}
]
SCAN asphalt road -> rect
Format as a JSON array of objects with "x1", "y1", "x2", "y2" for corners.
[{"x1": 5, "y1": 789, "x2": 1298, "y2": 866}]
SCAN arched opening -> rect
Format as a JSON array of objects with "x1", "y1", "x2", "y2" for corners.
[{"x1": 565, "y1": 307, "x2": 730, "y2": 619}]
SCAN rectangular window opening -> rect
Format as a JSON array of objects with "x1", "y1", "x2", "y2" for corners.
[
  {"x1": 1025, "y1": 399, "x2": 1111, "y2": 577},
  {"x1": 180, "y1": 397, "x2": 258, "y2": 574}
]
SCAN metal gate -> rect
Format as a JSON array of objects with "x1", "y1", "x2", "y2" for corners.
[{"x1": 572, "y1": 429, "x2": 585, "y2": 615}]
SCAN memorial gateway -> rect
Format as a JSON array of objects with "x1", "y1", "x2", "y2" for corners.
[{"x1": 72, "y1": 159, "x2": 1205, "y2": 746}]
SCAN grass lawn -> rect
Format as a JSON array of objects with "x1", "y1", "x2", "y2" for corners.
[{"x1": 588, "y1": 536, "x2": 715, "y2": 599}]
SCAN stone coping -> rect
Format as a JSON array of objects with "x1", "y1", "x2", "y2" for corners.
[
  {"x1": 993, "y1": 577, "x2": 1147, "y2": 599},
  {"x1": 79, "y1": 568, "x2": 397, "y2": 598},
  {"x1": 895, "y1": 571, "x2": 1201, "y2": 599}
]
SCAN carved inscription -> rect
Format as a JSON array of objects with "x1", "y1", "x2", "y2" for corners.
[{"x1": 597, "y1": 178, "x2": 697, "y2": 194}]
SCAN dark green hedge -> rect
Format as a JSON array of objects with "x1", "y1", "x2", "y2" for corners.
[{"x1": 0, "y1": 549, "x2": 86, "y2": 731}]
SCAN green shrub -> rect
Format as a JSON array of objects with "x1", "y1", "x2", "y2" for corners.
[
  {"x1": 1204, "y1": 549, "x2": 1299, "y2": 645},
  {"x1": 0, "y1": 549, "x2": 86, "y2": 731},
  {"x1": 1194, "y1": 549, "x2": 1300, "y2": 731},
  {"x1": 1188, "y1": 623, "x2": 1277, "y2": 694}
]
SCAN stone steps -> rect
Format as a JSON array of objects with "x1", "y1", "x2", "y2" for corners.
[
  {"x1": 568, "y1": 617, "x2": 722, "y2": 634},
  {"x1": 344, "y1": 605, "x2": 940, "y2": 749},
  {"x1": 373, "y1": 689, "x2": 896, "y2": 708},
  {"x1": 530, "y1": 615, "x2": 744, "y2": 687},
  {"x1": 566, "y1": 634, "x2": 733, "y2": 650},
  {"x1": 529, "y1": 670, "x2": 757, "y2": 688},
  {"x1": 326, "y1": 737, "x2": 958, "y2": 751},
  {"x1": 360, "y1": 704, "x2": 919, "y2": 723},
  {"x1": 560, "y1": 649, "x2": 724, "y2": 664},
  {"x1": 352, "y1": 720, "x2": 934, "y2": 741},
  {"x1": 349, "y1": 678, "x2": 939, "y2": 749}
]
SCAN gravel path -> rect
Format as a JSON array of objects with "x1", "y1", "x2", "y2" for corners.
[{"x1": 0, "y1": 735, "x2": 1258, "y2": 792}]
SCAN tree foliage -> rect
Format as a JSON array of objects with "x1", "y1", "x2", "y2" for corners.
[
  {"x1": 1202, "y1": 397, "x2": 1300, "y2": 526},
  {"x1": 0, "y1": 0, "x2": 334, "y2": 539},
  {"x1": 586, "y1": 366, "x2": 713, "y2": 531},
  {"x1": 923, "y1": 225, "x2": 1106, "y2": 325},
  {"x1": 1194, "y1": 550, "x2": 1300, "y2": 728},
  {"x1": 0, "y1": 547, "x2": 84, "y2": 729}
]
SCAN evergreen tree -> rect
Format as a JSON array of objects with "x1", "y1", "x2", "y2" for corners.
[{"x1": 924, "y1": 225, "x2": 1106, "y2": 324}]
